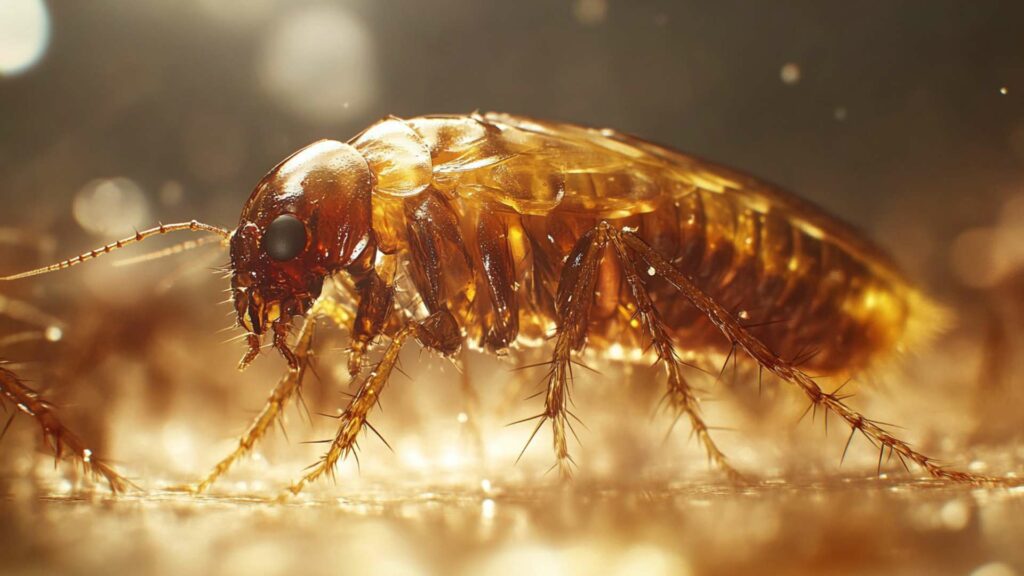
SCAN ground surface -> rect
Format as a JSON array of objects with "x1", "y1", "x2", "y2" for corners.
[{"x1": 3, "y1": 477, "x2": 1023, "y2": 576}]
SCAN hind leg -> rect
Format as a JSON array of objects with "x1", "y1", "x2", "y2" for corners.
[
  {"x1": 619, "y1": 230, "x2": 1005, "y2": 483},
  {"x1": 514, "y1": 224, "x2": 610, "y2": 476},
  {"x1": 610, "y1": 234, "x2": 743, "y2": 481}
]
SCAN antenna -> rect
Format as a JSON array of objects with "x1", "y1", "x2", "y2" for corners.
[
  {"x1": 112, "y1": 234, "x2": 224, "y2": 268},
  {"x1": 0, "y1": 220, "x2": 232, "y2": 281}
]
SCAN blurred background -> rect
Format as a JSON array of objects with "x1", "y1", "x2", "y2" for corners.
[{"x1": 1, "y1": 1, "x2": 1023, "y2": 575}]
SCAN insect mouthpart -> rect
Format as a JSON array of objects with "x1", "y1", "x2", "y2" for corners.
[{"x1": 233, "y1": 287, "x2": 264, "y2": 335}]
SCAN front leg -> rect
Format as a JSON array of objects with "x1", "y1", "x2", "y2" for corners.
[
  {"x1": 191, "y1": 310, "x2": 320, "y2": 493},
  {"x1": 284, "y1": 309, "x2": 461, "y2": 496}
]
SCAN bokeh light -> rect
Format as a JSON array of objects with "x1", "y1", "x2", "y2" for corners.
[
  {"x1": 950, "y1": 193, "x2": 1024, "y2": 288},
  {"x1": 0, "y1": 0, "x2": 50, "y2": 76},
  {"x1": 259, "y1": 4, "x2": 377, "y2": 124},
  {"x1": 780, "y1": 62, "x2": 801, "y2": 85},
  {"x1": 72, "y1": 177, "x2": 151, "y2": 237},
  {"x1": 573, "y1": 0, "x2": 608, "y2": 26}
]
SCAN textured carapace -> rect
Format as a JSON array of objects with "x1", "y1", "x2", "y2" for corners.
[
  {"x1": 228, "y1": 140, "x2": 375, "y2": 368},
  {"x1": 229, "y1": 112, "x2": 937, "y2": 376},
  {"x1": 3, "y1": 112, "x2": 974, "y2": 493}
]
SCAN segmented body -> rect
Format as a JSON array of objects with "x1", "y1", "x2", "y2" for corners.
[
  {"x1": 0, "y1": 112, "x2": 1000, "y2": 493},
  {"x1": 354, "y1": 113, "x2": 932, "y2": 374}
]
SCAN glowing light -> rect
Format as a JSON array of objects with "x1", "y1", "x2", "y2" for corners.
[
  {"x1": 970, "y1": 562, "x2": 1017, "y2": 576},
  {"x1": 573, "y1": 0, "x2": 608, "y2": 25},
  {"x1": 457, "y1": 412, "x2": 469, "y2": 424},
  {"x1": 939, "y1": 499, "x2": 970, "y2": 531},
  {"x1": 73, "y1": 177, "x2": 150, "y2": 237},
  {"x1": 440, "y1": 445, "x2": 464, "y2": 470},
  {"x1": 780, "y1": 62, "x2": 801, "y2": 85},
  {"x1": 481, "y1": 498, "x2": 496, "y2": 520},
  {"x1": 259, "y1": 5, "x2": 377, "y2": 123},
  {"x1": 607, "y1": 342, "x2": 625, "y2": 360},
  {"x1": 0, "y1": 0, "x2": 50, "y2": 77},
  {"x1": 999, "y1": 86, "x2": 1009, "y2": 95},
  {"x1": 161, "y1": 423, "x2": 197, "y2": 469},
  {"x1": 44, "y1": 325, "x2": 62, "y2": 342},
  {"x1": 399, "y1": 442, "x2": 428, "y2": 471},
  {"x1": 82, "y1": 448, "x2": 92, "y2": 463}
]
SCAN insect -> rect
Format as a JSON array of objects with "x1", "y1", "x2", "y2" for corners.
[{"x1": 0, "y1": 112, "x2": 1010, "y2": 494}]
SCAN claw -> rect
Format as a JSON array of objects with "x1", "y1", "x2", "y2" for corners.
[
  {"x1": 238, "y1": 333, "x2": 261, "y2": 370},
  {"x1": 273, "y1": 319, "x2": 299, "y2": 370}
]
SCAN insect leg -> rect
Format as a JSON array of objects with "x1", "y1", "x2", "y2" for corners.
[
  {"x1": 0, "y1": 365, "x2": 131, "y2": 492},
  {"x1": 619, "y1": 230, "x2": 1005, "y2": 483},
  {"x1": 348, "y1": 268, "x2": 394, "y2": 377},
  {"x1": 284, "y1": 310, "x2": 462, "y2": 496},
  {"x1": 609, "y1": 234, "x2": 744, "y2": 481},
  {"x1": 191, "y1": 308, "x2": 319, "y2": 493},
  {"x1": 522, "y1": 224, "x2": 610, "y2": 476}
]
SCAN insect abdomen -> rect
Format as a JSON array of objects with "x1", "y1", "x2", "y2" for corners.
[
  {"x1": 365, "y1": 113, "x2": 936, "y2": 374},
  {"x1": 642, "y1": 188, "x2": 914, "y2": 373}
]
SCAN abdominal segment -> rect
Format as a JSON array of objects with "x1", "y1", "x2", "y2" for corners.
[{"x1": 368, "y1": 114, "x2": 923, "y2": 375}]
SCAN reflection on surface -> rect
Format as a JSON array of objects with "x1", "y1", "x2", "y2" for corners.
[{"x1": 2, "y1": 479, "x2": 1023, "y2": 576}]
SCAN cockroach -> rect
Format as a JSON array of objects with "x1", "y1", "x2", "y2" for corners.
[{"x1": 0, "y1": 112, "x2": 1012, "y2": 494}]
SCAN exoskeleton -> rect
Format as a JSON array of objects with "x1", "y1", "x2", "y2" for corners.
[{"x1": 0, "y1": 113, "x2": 1007, "y2": 493}]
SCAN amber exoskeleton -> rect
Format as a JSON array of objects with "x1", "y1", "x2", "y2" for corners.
[{"x1": 2, "y1": 112, "x2": 1001, "y2": 494}]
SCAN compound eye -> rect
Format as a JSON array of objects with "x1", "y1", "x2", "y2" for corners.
[{"x1": 263, "y1": 214, "x2": 307, "y2": 261}]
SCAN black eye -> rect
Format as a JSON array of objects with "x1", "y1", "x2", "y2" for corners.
[{"x1": 263, "y1": 214, "x2": 307, "y2": 261}]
